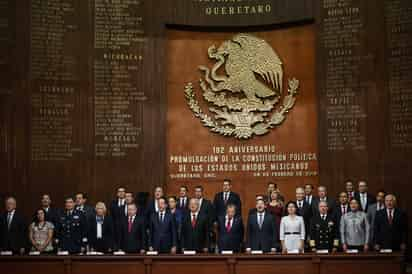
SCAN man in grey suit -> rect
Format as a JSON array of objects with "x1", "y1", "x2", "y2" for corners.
[{"x1": 366, "y1": 190, "x2": 386, "y2": 246}]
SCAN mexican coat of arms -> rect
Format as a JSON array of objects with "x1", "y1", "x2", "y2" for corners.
[{"x1": 184, "y1": 33, "x2": 300, "y2": 139}]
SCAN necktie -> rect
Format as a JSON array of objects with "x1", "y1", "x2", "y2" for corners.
[
  {"x1": 342, "y1": 206, "x2": 346, "y2": 215},
  {"x1": 388, "y1": 209, "x2": 393, "y2": 225},
  {"x1": 159, "y1": 212, "x2": 164, "y2": 223},
  {"x1": 298, "y1": 201, "x2": 302, "y2": 209},
  {"x1": 258, "y1": 214, "x2": 263, "y2": 228},
  {"x1": 128, "y1": 217, "x2": 133, "y2": 233},
  {"x1": 7, "y1": 212, "x2": 12, "y2": 230},
  {"x1": 191, "y1": 214, "x2": 197, "y2": 228},
  {"x1": 224, "y1": 193, "x2": 228, "y2": 203},
  {"x1": 226, "y1": 218, "x2": 232, "y2": 232}
]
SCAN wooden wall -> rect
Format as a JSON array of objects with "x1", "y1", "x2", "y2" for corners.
[{"x1": 0, "y1": 0, "x2": 411, "y2": 248}]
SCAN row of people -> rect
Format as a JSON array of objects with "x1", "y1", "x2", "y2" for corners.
[{"x1": 0, "y1": 180, "x2": 408, "y2": 254}]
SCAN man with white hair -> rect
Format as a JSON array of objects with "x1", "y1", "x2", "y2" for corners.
[
  {"x1": 295, "y1": 187, "x2": 312, "y2": 238},
  {"x1": 181, "y1": 198, "x2": 209, "y2": 253},
  {"x1": 0, "y1": 196, "x2": 27, "y2": 254},
  {"x1": 374, "y1": 194, "x2": 408, "y2": 251}
]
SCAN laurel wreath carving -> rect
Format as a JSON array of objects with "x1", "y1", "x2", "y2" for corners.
[{"x1": 184, "y1": 78, "x2": 299, "y2": 139}]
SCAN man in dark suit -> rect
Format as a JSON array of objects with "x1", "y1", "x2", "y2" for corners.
[
  {"x1": 295, "y1": 187, "x2": 312, "y2": 248},
  {"x1": 367, "y1": 190, "x2": 386, "y2": 246},
  {"x1": 295, "y1": 187, "x2": 312, "y2": 224},
  {"x1": 194, "y1": 185, "x2": 215, "y2": 250},
  {"x1": 55, "y1": 196, "x2": 88, "y2": 254},
  {"x1": 374, "y1": 194, "x2": 408, "y2": 252},
  {"x1": 216, "y1": 204, "x2": 243, "y2": 253},
  {"x1": 145, "y1": 186, "x2": 164, "y2": 219},
  {"x1": 109, "y1": 187, "x2": 126, "y2": 225},
  {"x1": 120, "y1": 203, "x2": 145, "y2": 253},
  {"x1": 334, "y1": 192, "x2": 350, "y2": 227},
  {"x1": 344, "y1": 180, "x2": 356, "y2": 202},
  {"x1": 0, "y1": 196, "x2": 27, "y2": 254},
  {"x1": 87, "y1": 202, "x2": 114, "y2": 253},
  {"x1": 304, "y1": 184, "x2": 314, "y2": 206},
  {"x1": 311, "y1": 186, "x2": 335, "y2": 215},
  {"x1": 109, "y1": 187, "x2": 127, "y2": 249},
  {"x1": 354, "y1": 181, "x2": 376, "y2": 212},
  {"x1": 75, "y1": 192, "x2": 96, "y2": 221},
  {"x1": 181, "y1": 198, "x2": 209, "y2": 252},
  {"x1": 213, "y1": 179, "x2": 241, "y2": 217},
  {"x1": 39, "y1": 194, "x2": 60, "y2": 225},
  {"x1": 194, "y1": 186, "x2": 215, "y2": 223},
  {"x1": 177, "y1": 185, "x2": 190, "y2": 213},
  {"x1": 309, "y1": 201, "x2": 339, "y2": 252},
  {"x1": 148, "y1": 197, "x2": 177, "y2": 254},
  {"x1": 246, "y1": 199, "x2": 279, "y2": 253}
]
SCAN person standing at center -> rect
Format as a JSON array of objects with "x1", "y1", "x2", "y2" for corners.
[
  {"x1": 181, "y1": 198, "x2": 209, "y2": 253},
  {"x1": 246, "y1": 199, "x2": 279, "y2": 253}
]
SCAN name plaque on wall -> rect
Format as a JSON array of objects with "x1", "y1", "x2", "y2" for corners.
[
  {"x1": 167, "y1": 0, "x2": 314, "y2": 27},
  {"x1": 93, "y1": 0, "x2": 147, "y2": 158}
]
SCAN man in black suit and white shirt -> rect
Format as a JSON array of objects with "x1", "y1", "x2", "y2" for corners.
[
  {"x1": 39, "y1": 194, "x2": 60, "y2": 225},
  {"x1": 181, "y1": 198, "x2": 209, "y2": 253},
  {"x1": 120, "y1": 203, "x2": 146, "y2": 253},
  {"x1": 194, "y1": 185, "x2": 215, "y2": 223},
  {"x1": 0, "y1": 196, "x2": 27, "y2": 254},
  {"x1": 374, "y1": 194, "x2": 408, "y2": 252},
  {"x1": 344, "y1": 180, "x2": 356, "y2": 202},
  {"x1": 295, "y1": 187, "x2": 312, "y2": 244},
  {"x1": 148, "y1": 197, "x2": 177, "y2": 254},
  {"x1": 213, "y1": 179, "x2": 241, "y2": 217},
  {"x1": 367, "y1": 190, "x2": 386, "y2": 245},
  {"x1": 334, "y1": 192, "x2": 350, "y2": 226},
  {"x1": 246, "y1": 199, "x2": 279, "y2": 253},
  {"x1": 304, "y1": 184, "x2": 314, "y2": 206},
  {"x1": 354, "y1": 181, "x2": 376, "y2": 212},
  {"x1": 216, "y1": 204, "x2": 243, "y2": 252},
  {"x1": 146, "y1": 186, "x2": 164, "y2": 219},
  {"x1": 110, "y1": 187, "x2": 127, "y2": 225},
  {"x1": 177, "y1": 185, "x2": 190, "y2": 213},
  {"x1": 311, "y1": 186, "x2": 335, "y2": 215},
  {"x1": 75, "y1": 192, "x2": 96, "y2": 221}
]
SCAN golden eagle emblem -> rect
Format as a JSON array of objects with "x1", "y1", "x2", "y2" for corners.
[{"x1": 184, "y1": 33, "x2": 299, "y2": 139}]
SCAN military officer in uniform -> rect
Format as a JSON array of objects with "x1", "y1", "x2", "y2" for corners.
[
  {"x1": 55, "y1": 197, "x2": 88, "y2": 254},
  {"x1": 309, "y1": 201, "x2": 339, "y2": 252}
]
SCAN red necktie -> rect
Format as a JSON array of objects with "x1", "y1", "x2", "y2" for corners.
[
  {"x1": 128, "y1": 217, "x2": 133, "y2": 233},
  {"x1": 226, "y1": 218, "x2": 232, "y2": 232},
  {"x1": 388, "y1": 209, "x2": 393, "y2": 225},
  {"x1": 191, "y1": 214, "x2": 197, "y2": 228}
]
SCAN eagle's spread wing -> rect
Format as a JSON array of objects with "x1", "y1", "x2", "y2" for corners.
[{"x1": 231, "y1": 34, "x2": 283, "y2": 93}]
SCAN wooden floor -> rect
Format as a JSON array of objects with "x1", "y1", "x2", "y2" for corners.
[{"x1": 0, "y1": 253, "x2": 405, "y2": 274}]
